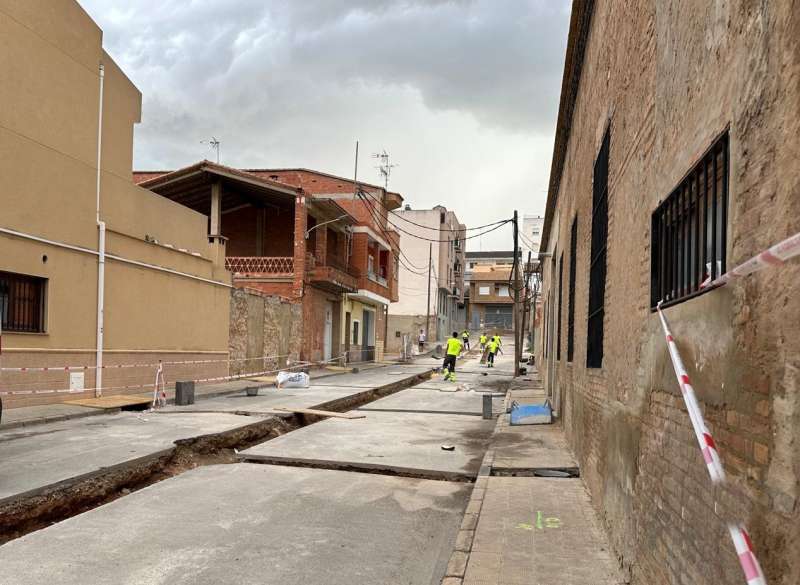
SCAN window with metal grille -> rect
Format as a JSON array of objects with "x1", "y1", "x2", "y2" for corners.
[
  {"x1": 0, "y1": 271, "x2": 47, "y2": 333},
  {"x1": 557, "y1": 253, "x2": 564, "y2": 361},
  {"x1": 567, "y1": 217, "x2": 577, "y2": 362},
  {"x1": 587, "y1": 129, "x2": 609, "y2": 369},
  {"x1": 651, "y1": 132, "x2": 729, "y2": 309}
]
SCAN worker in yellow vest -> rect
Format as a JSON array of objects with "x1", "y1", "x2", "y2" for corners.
[
  {"x1": 461, "y1": 329, "x2": 470, "y2": 351},
  {"x1": 479, "y1": 333, "x2": 488, "y2": 351},
  {"x1": 493, "y1": 334, "x2": 503, "y2": 355},
  {"x1": 442, "y1": 332, "x2": 463, "y2": 381},
  {"x1": 487, "y1": 336, "x2": 499, "y2": 368}
]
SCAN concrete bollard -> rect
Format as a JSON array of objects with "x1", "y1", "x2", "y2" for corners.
[
  {"x1": 174, "y1": 381, "x2": 195, "y2": 406},
  {"x1": 482, "y1": 394, "x2": 492, "y2": 419}
]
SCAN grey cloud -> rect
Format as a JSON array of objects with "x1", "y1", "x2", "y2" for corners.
[{"x1": 87, "y1": 0, "x2": 569, "y2": 133}]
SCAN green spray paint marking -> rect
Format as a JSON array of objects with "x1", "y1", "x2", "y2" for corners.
[{"x1": 516, "y1": 512, "x2": 562, "y2": 531}]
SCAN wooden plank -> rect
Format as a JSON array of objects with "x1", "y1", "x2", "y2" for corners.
[
  {"x1": 65, "y1": 394, "x2": 151, "y2": 409},
  {"x1": 273, "y1": 407, "x2": 365, "y2": 419}
]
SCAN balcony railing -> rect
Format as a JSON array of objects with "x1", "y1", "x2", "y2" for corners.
[
  {"x1": 368, "y1": 272, "x2": 388, "y2": 287},
  {"x1": 225, "y1": 256, "x2": 294, "y2": 274}
]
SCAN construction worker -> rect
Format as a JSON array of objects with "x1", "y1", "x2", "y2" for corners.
[
  {"x1": 487, "y1": 336, "x2": 499, "y2": 368},
  {"x1": 442, "y1": 331, "x2": 462, "y2": 382},
  {"x1": 462, "y1": 329, "x2": 470, "y2": 351},
  {"x1": 479, "y1": 332, "x2": 488, "y2": 351},
  {"x1": 493, "y1": 334, "x2": 503, "y2": 355}
]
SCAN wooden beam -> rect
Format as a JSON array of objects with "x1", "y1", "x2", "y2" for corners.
[{"x1": 273, "y1": 407, "x2": 365, "y2": 419}]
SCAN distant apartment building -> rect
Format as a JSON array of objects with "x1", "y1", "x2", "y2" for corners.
[
  {"x1": 135, "y1": 166, "x2": 401, "y2": 363},
  {"x1": 521, "y1": 214, "x2": 544, "y2": 258},
  {"x1": 463, "y1": 250, "x2": 517, "y2": 332},
  {"x1": 0, "y1": 0, "x2": 231, "y2": 408},
  {"x1": 386, "y1": 206, "x2": 465, "y2": 352}
]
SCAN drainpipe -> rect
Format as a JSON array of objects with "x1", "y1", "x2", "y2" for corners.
[{"x1": 95, "y1": 63, "x2": 106, "y2": 397}]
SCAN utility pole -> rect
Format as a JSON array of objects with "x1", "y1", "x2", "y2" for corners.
[
  {"x1": 425, "y1": 243, "x2": 432, "y2": 346},
  {"x1": 513, "y1": 210, "x2": 521, "y2": 376}
]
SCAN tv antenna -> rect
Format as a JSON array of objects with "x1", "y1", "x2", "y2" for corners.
[
  {"x1": 201, "y1": 137, "x2": 221, "y2": 163},
  {"x1": 372, "y1": 150, "x2": 397, "y2": 190}
]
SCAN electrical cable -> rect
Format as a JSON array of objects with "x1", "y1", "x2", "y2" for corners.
[
  {"x1": 357, "y1": 189, "x2": 513, "y2": 244},
  {"x1": 358, "y1": 188, "x2": 509, "y2": 232},
  {"x1": 356, "y1": 191, "x2": 431, "y2": 271}
]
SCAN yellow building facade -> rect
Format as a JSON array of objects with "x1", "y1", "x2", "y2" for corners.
[{"x1": 0, "y1": 1, "x2": 231, "y2": 407}]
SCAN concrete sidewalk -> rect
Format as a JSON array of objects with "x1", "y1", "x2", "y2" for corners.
[
  {"x1": 441, "y1": 373, "x2": 624, "y2": 585},
  {"x1": 0, "y1": 364, "x2": 383, "y2": 430}
]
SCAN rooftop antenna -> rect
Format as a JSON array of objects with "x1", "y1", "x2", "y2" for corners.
[
  {"x1": 372, "y1": 150, "x2": 398, "y2": 190},
  {"x1": 201, "y1": 137, "x2": 221, "y2": 163}
]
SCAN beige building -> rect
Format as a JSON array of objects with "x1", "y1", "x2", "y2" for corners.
[
  {"x1": 386, "y1": 205, "x2": 465, "y2": 352},
  {"x1": 538, "y1": 2, "x2": 799, "y2": 584},
  {"x1": 0, "y1": 1, "x2": 231, "y2": 408}
]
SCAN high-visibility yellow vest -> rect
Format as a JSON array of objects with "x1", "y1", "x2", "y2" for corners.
[
  {"x1": 488, "y1": 339, "x2": 499, "y2": 353},
  {"x1": 446, "y1": 338, "x2": 462, "y2": 356},
  {"x1": 479, "y1": 335, "x2": 487, "y2": 344}
]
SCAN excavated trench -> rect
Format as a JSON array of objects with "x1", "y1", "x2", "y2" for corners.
[{"x1": 0, "y1": 369, "x2": 434, "y2": 545}]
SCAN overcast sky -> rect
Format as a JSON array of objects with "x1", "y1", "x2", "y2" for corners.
[{"x1": 80, "y1": 0, "x2": 571, "y2": 250}]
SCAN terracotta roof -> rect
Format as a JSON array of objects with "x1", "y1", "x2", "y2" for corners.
[
  {"x1": 243, "y1": 168, "x2": 402, "y2": 199},
  {"x1": 134, "y1": 160, "x2": 298, "y2": 195}
]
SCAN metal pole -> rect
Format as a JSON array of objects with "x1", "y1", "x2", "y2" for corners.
[
  {"x1": 425, "y1": 243, "x2": 432, "y2": 348},
  {"x1": 513, "y1": 210, "x2": 521, "y2": 376}
]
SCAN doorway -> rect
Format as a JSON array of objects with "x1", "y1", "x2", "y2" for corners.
[
  {"x1": 362, "y1": 308, "x2": 375, "y2": 361},
  {"x1": 323, "y1": 301, "x2": 333, "y2": 362}
]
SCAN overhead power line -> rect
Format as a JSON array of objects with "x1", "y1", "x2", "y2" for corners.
[{"x1": 357, "y1": 189, "x2": 509, "y2": 233}]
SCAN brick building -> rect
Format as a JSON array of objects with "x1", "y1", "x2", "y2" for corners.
[
  {"x1": 537, "y1": 2, "x2": 799, "y2": 584},
  {"x1": 135, "y1": 165, "x2": 401, "y2": 363}
]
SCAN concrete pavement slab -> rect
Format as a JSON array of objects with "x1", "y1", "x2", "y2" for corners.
[
  {"x1": 463, "y1": 477, "x2": 622, "y2": 585},
  {"x1": 240, "y1": 410, "x2": 495, "y2": 479},
  {"x1": 491, "y1": 423, "x2": 577, "y2": 470},
  {"x1": 0, "y1": 464, "x2": 470, "y2": 585},
  {"x1": 0, "y1": 411, "x2": 261, "y2": 502},
  {"x1": 161, "y1": 385, "x2": 364, "y2": 415},
  {"x1": 358, "y1": 387, "x2": 503, "y2": 416}
]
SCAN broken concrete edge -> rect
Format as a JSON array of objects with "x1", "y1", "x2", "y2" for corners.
[
  {"x1": 241, "y1": 456, "x2": 474, "y2": 483},
  {"x1": 0, "y1": 367, "x2": 358, "y2": 432}
]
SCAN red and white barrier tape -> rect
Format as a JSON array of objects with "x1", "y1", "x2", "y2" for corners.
[
  {"x1": 657, "y1": 304, "x2": 767, "y2": 585},
  {"x1": 0, "y1": 353, "x2": 290, "y2": 373},
  {"x1": 0, "y1": 355, "x2": 345, "y2": 397},
  {"x1": 729, "y1": 524, "x2": 767, "y2": 585},
  {"x1": 702, "y1": 231, "x2": 800, "y2": 288},
  {"x1": 657, "y1": 305, "x2": 725, "y2": 484}
]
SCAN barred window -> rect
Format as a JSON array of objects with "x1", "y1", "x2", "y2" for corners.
[
  {"x1": 0, "y1": 271, "x2": 47, "y2": 333},
  {"x1": 651, "y1": 132, "x2": 729, "y2": 309},
  {"x1": 557, "y1": 253, "x2": 564, "y2": 361},
  {"x1": 567, "y1": 217, "x2": 577, "y2": 362},
  {"x1": 587, "y1": 129, "x2": 609, "y2": 369}
]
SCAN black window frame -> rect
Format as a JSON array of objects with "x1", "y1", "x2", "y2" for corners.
[
  {"x1": 557, "y1": 253, "x2": 564, "y2": 361},
  {"x1": 567, "y1": 217, "x2": 578, "y2": 362},
  {"x1": 651, "y1": 131, "x2": 729, "y2": 309},
  {"x1": 587, "y1": 129, "x2": 610, "y2": 369},
  {"x1": 0, "y1": 271, "x2": 47, "y2": 333}
]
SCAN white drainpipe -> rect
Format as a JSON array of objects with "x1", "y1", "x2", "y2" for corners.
[{"x1": 95, "y1": 63, "x2": 106, "y2": 397}]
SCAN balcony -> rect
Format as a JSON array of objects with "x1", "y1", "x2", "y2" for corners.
[
  {"x1": 225, "y1": 256, "x2": 294, "y2": 276},
  {"x1": 307, "y1": 254, "x2": 358, "y2": 293}
]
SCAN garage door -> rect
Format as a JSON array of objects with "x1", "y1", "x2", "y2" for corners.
[{"x1": 484, "y1": 305, "x2": 513, "y2": 330}]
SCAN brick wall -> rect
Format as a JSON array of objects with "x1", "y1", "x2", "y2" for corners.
[{"x1": 538, "y1": 2, "x2": 800, "y2": 584}]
